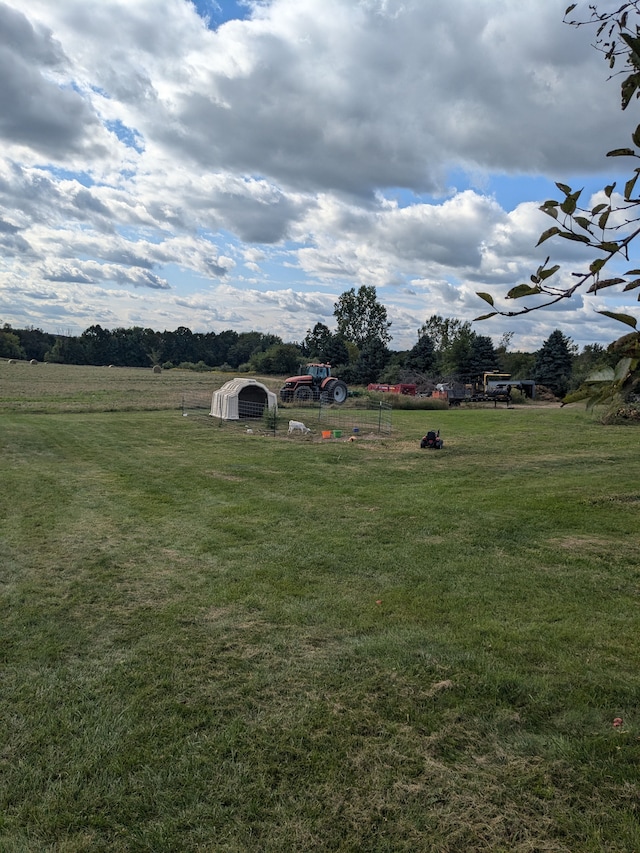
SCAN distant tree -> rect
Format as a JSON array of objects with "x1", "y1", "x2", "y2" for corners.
[
  {"x1": 377, "y1": 350, "x2": 407, "y2": 384},
  {"x1": 446, "y1": 330, "x2": 475, "y2": 376},
  {"x1": 14, "y1": 326, "x2": 55, "y2": 361},
  {"x1": 226, "y1": 331, "x2": 278, "y2": 368},
  {"x1": 301, "y1": 323, "x2": 350, "y2": 367},
  {"x1": 351, "y1": 338, "x2": 391, "y2": 384},
  {"x1": 418, "y1": 315, "x2": 477, "y2": 375},
  {"x1": 467, "y1": 334, "x2": 500, "y2": 376},
  {"x1": 161, "y1": 326, "x2": 196, "y2": 366},
  {"x1": 418, "y1": 316, "x2": 467, "y2": 353},
  {"x1": 499, "y1": 350, "x2": 536, "y2": 379},
  {"x1": 200, "y1": 329, "x2": 239, "y2": 367},
  {"x1": 109, "y1": 327, "x2": 153, "y2": 367},
  {"x1": 81, "y1": 325, "x2": 115, "y2": 365},
  {"x1": 404, "y1": 331, "x2": 436, "y2": 374},
  {"x1": 496, "y1": 331, "x2": 517, "y2": 373},
  {"x1": 249, "y1": 343, "x2": 301, "y2": 375},
  {"x1": 44, "y1": 336, "x2": 87, "y2": 365},
  {"x1": 0, "y1": 327, "x2": 26, "y2": 359},
  {"x1": 533, "y1": 330, "x2": 575, "y2": 397},
  {"x1": 302, "y1": 322, "x2": 332, "y2": 358},
  {"x1": 334, "y1": 286, "x2": 391, "y2": 348}
]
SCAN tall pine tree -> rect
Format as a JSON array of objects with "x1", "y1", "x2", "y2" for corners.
[{"x1": 533, "y1": 330, "x2": 574, "y2": 398}]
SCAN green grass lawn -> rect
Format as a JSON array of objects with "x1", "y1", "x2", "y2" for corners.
[{"x1": 1, "y1": 364, "x2": 639, "y2": 851}]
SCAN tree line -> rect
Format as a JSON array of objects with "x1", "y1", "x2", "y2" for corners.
[{"x1": 0, "y1": 285, "x2": 618, "y2": 398}]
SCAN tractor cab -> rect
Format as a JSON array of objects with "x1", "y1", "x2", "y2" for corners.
[{"x1": 307, "y1": 363, "x2": 331, "y2": 382}]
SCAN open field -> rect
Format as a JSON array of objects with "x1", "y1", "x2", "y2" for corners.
[
  {"x1": 0, "y1": 361, "x2": 270, "y2": 414},
  {"x1": 1, "y1": 363, "x2": 639, "y2": 851}
]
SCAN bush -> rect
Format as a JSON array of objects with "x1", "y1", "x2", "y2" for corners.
[
  {"x1": 177, "y1": 361, "x2": 211, "y2": 372},
  {"x1": 364, "y1": 391, "x2": 448, "y2": 410}
]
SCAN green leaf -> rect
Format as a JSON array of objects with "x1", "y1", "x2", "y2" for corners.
[
  {"x1": 506, "y1": 284, "x2": 542, "y2": 300},
  {"x1": 597, "y1": 310, "x2": 638, "y2": 329},
  {"x1": 587, "y1": 277, "x2": 625, "y2": 293},
  {"x1": 625, "y1": 171, "x2": 640, "y2": 199},
  {"x1": 564, "y1": 3, "x2": 576, "y2": 14},
  {"x1": 623, "y1": 278, "x2": 640, "y2": 291},
  {"x1": 606, "y1": 148, "x2": 636, "y2": 157},
  {"x1": 621, "y1": 72, "x2": 640, "y2": 110},
  {"x1": 624, "y1": 268, "x2": 640, "y2": 275},
  {"x1": 535, "y1": 226, "x2": 560, "y2": 246},
  {"x1": 596, "y1": 277, "x2": 625, "y2": 288},
  {"x1": 560, "y1": 189, "x2": 581, "y2": 214},
  {"x1": 538, "y1": 264, "x2": 560, "y2": 280},
  {"x1": 591, "y1": 203, "x2": 608, "y2": 215},
  {"x1": 614, "y1": 357, "x2": 633, "y2": 382},
  {"x1": 604, "y1": 183, "x2": 616, "y2": 198},
  {"x1": 633, "y1": 124, "x2": 640, "y2": 148},
  {"x1": 557, "y1": 232, "x2": 590, "y2": 244},
  {"x1": 598, "y1": 241, "x2": 620, "y2": 253},
  {"x1": 574, "y1": 216, "x2": 592, "y2": 231},
  {"x1": 586, "y1": 366, "x2": 614, "y2": 383},
  {"x1": 620, "y1": 33, "x2": 640, "y2": 62},
  {"x1": 589, "y1": 258, "x2": 606, "y2": 274},
  {"x1": 476, "y1": 292, "x2": 494, "y2": 306},
  {"x1": 473, "y1": 312, "x2": 498, "y2": 321},
  {"x1": 555, "y1": 182, "x2": 572, "y2": 195},
  {"x1": 598, "y1": 210, "x2": 611, "y2": 230}
]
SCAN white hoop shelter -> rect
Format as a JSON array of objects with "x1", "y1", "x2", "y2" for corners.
[{"x1": 210, "y1": 378, "x2": 278, "y2": 420}]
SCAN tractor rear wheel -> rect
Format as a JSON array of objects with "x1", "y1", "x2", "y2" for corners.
[{"x1": 328, "y1": 380, "x2": 348, "y2": 404}]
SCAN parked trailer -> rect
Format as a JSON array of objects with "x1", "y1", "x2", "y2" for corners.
[{"x1": 432, "y1": 373, "x2": 535, "y2": 407}]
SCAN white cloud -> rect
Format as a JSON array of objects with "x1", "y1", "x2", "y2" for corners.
[{"x1": 0, "y1": 0, "x2": 637, "y2": 351}]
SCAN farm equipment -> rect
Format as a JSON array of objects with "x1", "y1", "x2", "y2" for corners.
[
  {"x1": 432, "y1": 373, "x2": 536, "y2": 407},
  {"x1": 279, "y1": 363, "x2": 349, "y2": 405},
  {"x1": 420, "y1": 429, "x2": 443, "y2": 449},
  {"x1": 367, "y1": 382, "x2": 417, "y2": 396}
]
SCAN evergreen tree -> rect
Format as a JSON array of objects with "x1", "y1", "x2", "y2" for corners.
[
  {"x1": 468, "y1": 335, "x2": 500, "y2": 376},
  {"x1": 352, "y1": 338, "x2": 391, "y2": 384},
  {"x1": 404, "y1": 332, "x2": 436, "y2": 373},
  {"x1": 533, "y1": 330, "x2": 575, "y2": 397}
]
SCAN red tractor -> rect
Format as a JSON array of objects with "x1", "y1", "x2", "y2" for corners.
[{"x1": 280, "y1": 363, "x2": 348, "y2": 405}]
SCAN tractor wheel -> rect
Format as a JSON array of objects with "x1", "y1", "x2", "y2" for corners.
[
  {"x1": 328, "y1": 380, "x2": 348, "y2": 404},
  {"x1": 295, "y1": 386, "x2": 313, "y2": 402}
]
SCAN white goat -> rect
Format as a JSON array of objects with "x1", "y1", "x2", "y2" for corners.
[{"x1": 288, "y1": 419, "x2": 311, "y2": 435}]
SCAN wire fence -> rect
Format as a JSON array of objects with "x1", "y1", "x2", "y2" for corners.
[{"x1": 180, "y1": 390, "x2": 393, "y2": 437}]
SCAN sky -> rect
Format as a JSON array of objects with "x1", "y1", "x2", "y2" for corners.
[{"x1": 1, "y1": 0, "x2": 638, "y2": 352}]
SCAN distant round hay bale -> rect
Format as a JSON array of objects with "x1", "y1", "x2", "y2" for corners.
[
  {"x1": 8, "y1": 359, "x2": 16, "y2": 364},
  {"x1": 153, "y1": 364, "x2": 162, "y2": 374},
  {"x1": 108, "y1": 364, "x2": 114, "y2": 368},
  {"x1": 30, "y1": 358, "x2": 38, "y2": 365}
]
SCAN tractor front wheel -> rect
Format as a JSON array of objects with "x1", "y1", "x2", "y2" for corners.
[
  {"x1": 328, "y1": 380, "x2": 348, "y2": 404},
  {"x1": 295, "y1": 386, "x2": 314, "y2": 402}
]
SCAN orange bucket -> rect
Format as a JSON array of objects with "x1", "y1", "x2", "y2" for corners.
[{"x1": 322, "y1": 430, "x2": 332, "y2": 439}]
